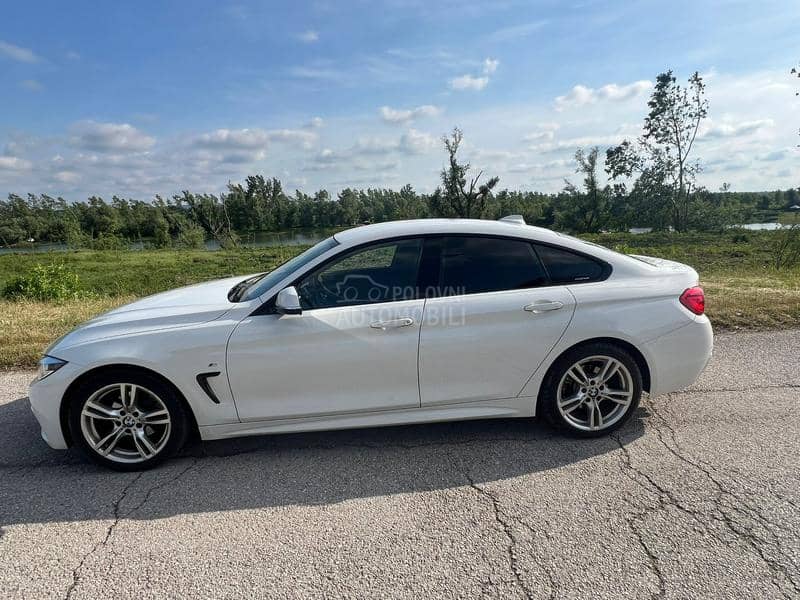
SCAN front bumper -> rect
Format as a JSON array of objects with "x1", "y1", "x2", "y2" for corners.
[
  {"x1": 28, "y1": 362, "x2": 81, "y2": 450},
  {"x1": 645, "y1": 315, "x2": 713, "y2": 396}
]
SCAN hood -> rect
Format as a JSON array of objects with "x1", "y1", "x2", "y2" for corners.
[{"x1": 50, "y1": 275, "x2": 253, "y2": 352}]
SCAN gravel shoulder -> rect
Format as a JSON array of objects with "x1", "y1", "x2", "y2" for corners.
[{"x1": 1, "y1": 330, "x2": 799, "y2": 599}]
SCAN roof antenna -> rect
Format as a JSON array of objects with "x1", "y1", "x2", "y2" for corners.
[{"x1": 498, "y1": 215, "x2": 526, "y2": 225}]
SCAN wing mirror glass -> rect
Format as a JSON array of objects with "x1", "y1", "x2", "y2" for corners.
[{"x1": 276, "y1": 286, "x2": 302, "y2": 315}]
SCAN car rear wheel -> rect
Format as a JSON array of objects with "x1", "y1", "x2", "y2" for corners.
[
  {"x1": 69, "y1": 370, "x2": 188, "y2": 471},
  {"x1": 540, "y1": 343, "x2": 642, "y2": 437}
]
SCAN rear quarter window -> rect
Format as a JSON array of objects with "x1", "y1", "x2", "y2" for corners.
[{"x1": 535, "y1": 244, "x2": 607, "y2": 284}]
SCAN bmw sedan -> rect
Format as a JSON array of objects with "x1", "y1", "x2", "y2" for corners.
[{"x1": 30, "y1": 216, "x2": 713, "y2": 470}]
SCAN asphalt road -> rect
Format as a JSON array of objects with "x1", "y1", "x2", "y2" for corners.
[{"x1": 1, "y1": 330, "x2": 799, "y2": 599}]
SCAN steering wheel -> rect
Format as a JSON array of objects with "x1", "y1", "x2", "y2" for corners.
[{"x1": 299, "y1": 272, "x2": 335, "y2": 308}]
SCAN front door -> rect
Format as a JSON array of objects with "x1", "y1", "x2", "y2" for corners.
[{"x1": 227, "y1": 238, "x2": 425, "y2": 421}]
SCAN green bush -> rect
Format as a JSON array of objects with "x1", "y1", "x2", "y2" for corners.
[
  {"x1": 2, "y1": 263, "x2": 85, "y2": 301},
  {"x1": 177, "y1": 225, "x2": 206, "y2": 249},
  {"x1": 89, "y1": 233, "x2": 128, "y2": 251}
]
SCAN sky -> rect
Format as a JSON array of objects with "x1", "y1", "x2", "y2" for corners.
[{"x1": 0, "y1": 0, "x2": 798, "y2": 201}]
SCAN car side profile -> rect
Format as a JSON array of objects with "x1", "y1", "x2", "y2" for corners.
[{"x1": 30, "y1": 217, "x2": 713, "y2": 470}]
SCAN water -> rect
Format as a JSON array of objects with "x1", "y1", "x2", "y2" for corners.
[
  {"x1": 0, "y1": 223, "x2": 789, "y2": 253},
  {"x1": 735, "y1": 222, "x2": 785, "y2": 231},
  {"x1": 0, "y1": 228, "x2": 335, "y2": 255}
]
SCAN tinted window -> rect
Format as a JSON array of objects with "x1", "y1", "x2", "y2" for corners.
[
  {"x1": 437, "y1": 236, "x2": 547, "y2": 296},
  {"x1": 535, "y1": 244, "x2": 605, "y2": 283},
  {"x1": 239, "y1": 237, "x2": 338, "y2": 301},
  {"x1": 297, "y1": 238, "x2": 422, "y2": 309}
]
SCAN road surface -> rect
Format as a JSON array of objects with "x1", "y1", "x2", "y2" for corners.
[{"x1": 1, "y1": 330, "x2": 799, "y2": 598}]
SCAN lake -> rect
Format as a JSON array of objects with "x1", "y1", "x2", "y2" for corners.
[
  {"x1": 0, "y1": 228, "x2": 337, "y2": 255},
  {"x1": 0, "y1": 223, "x2": 790, "y2": 253}
]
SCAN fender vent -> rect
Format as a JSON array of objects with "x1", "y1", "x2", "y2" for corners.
[{"x1": 196, "y1": 372, "x2": 222, "y2": 404}]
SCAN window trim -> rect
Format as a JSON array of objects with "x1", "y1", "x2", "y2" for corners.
[
  {"x1": 253, "y1": 235, "x2": 427, "y2": 315},
  {"x1": 532, "y1": 241, "x2": 611, "y2": 286},
  {"x1": 420, "y1": 234, "x2": 612, "y2": 300},
  {"x1": 251, "y1": 233, "x2": 612, "y2": 314}
]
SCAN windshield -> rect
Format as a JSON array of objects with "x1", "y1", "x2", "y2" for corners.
[{"x1": 234, "y1": 237, "x2": 339, "y2": 302}]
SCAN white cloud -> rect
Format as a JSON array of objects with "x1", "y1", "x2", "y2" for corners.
[
  {"x1": 0, "y1": 156, "x2": 33, "y2": 171},
  {"x1": 485, "y1": 21, "x2": 548, "y2": 43},
  {"x1": 195, "y1": 128, "x2": 269, "y2": 149},
  {"x1": 555, "y1": 80, "x2": 652, "y2": 110},
  {"x1": 306, "y1": 116, "x2": 324, "y2": 128},
  {"x1": 266, "y1": 129, "x2": 318, "y2": 148},
  {"x1": 69, "y1": 121, "x2": 156, "y2": 153},
  {"x1": 19, "y1": 79, "x2": 43, "y2": 92},
  {"x1": 528, "y1": 133, "x2": 628, "y2": 153},
  {"x1": 303, "y1": 129, "x2": 436, "y2": 172},
  {"x1": 288, "y1": 65, "x2": 344, "y2": 81},
  {"x1": 450, "y1": 74, "x2": 489, "y2": 91},
  {"x1": 483, "y1": 58, "x2": 499, "y2": 75},
  {"x1": 449, "y1": 57, "x2": 498, "y2": 91},
  {"x1": 379, "y1": 104, "x2": 441, "y2": 124},
  {"x1": 0, "y1": 40, "x2": 39, "y2": 63},
  {"x1": 54, "y1": 170, "x2": 80, "y2": 183},
  {"x1": 297, "y1": 30, "x2": 319, "y2": 43},
  {"x1": 523, "y1": 123, "x2": 560, "y2": 143},
  {"x1": 699, "y1": 118, "x2": 774, "y2": 139},
  {"x1": 399, "y1": 129, "x2": 437, "y2": 154}
]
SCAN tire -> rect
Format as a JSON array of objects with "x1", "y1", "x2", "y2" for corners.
[
  {"x1": 68, "y1": 369, "x2": 189, "y2": 471},
  {"x1": 539, "y1": 342, "x2": 642, "y2": 438}
]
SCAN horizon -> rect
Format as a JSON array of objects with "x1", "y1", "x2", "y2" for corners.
[{"x1": 1, "y1": 0, "x2": 798, "y2": 201}]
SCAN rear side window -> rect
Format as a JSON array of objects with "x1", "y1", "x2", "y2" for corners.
[
  {"x1": 437, "y1": 236, "x2": 547, "y2": 296},
  {"x1": 535, "y1": 244, "x2": 605, "y2": 283}
]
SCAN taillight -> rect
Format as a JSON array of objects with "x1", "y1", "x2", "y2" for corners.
[{"x1": 679, "y1": 286, "x2": 705, "y2": 315}]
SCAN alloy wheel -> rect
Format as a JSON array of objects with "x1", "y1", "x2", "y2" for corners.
[
  {"x1": 80, "y1": 383, "x2": 172, "y2": 464},
  {"x1": 556, "y1": 355, "x2": 634, "y2": 432}
]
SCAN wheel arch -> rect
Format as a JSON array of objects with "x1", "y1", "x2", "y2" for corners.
[
  {"x1": 539, "y1": 336, "x2": 651, "y2": 399},
  {"x1": 59, "y1": 363, "x2": 201, "y2": 447}
]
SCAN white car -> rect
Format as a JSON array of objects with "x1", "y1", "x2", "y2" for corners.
[{"x1": 30, "y1": 217, "x2": 713, "y2": 470}]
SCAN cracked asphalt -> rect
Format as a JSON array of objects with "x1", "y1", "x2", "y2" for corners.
[{"x1": 1, "y1": 329, "x2": 799, "y2": 599}]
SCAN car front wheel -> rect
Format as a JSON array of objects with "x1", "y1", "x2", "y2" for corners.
[
  {"x1": 68, "y1": 370, "x2": 188, "y2": 470},
  {"x1": 540, "y1": 343, "x2": 642, "y2": 437}
]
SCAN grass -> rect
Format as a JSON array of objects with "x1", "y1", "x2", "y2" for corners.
[
  {"x1": 1, "y1": 230, "x2": 799, "y2": 369},
  {"x1": 0, "y1": 247, "x2": 299, "y2": 297},
  {"x1": 0, "y1": 296, "x2": 134, "y2": 369}
]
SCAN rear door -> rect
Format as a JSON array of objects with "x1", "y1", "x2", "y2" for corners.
[{"x1": 418, "y1": 236, "x2": 575, "y2": 406}]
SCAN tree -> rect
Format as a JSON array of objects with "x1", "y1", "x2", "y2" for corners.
[
  {"x1": 175, "y1": 191, "x2": 238, "y2": 248},
  {"x1": 606, "y1": 71, "x2": 708, "y2": 231},
  {"x1": 555, "y1": 147, "x2": 609, "y2": 232},
  {"x1": 430, "y1": 128, "x2": 499, "y2": 218}
]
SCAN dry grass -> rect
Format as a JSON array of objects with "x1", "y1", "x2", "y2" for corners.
[
  {"x1": 0, "y1": 296, "x2": 133, "y2": 369},
  {"x1": 703, "y1": 276, "x2": 800, "y2": 331}
]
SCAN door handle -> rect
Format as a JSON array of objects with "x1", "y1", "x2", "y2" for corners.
[
  {"x1": 524, "y1": 300, "x2": 564, "y2": 313},
  {"x1": 370, "y1": 317, "x2": 414, "y2": 330}
]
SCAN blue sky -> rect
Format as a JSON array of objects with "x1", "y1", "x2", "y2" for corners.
[{"x1": 1, "y1": 0, "x2": 798, "y2": 199}]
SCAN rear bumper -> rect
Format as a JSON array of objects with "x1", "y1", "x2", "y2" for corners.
[{"x1": 645, "y1": 316, "x2": 713, "y2": 396}]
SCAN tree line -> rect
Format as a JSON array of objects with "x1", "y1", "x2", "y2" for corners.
[{"x1": 1, "y1": 70, "x2": 798, "y2": 249}]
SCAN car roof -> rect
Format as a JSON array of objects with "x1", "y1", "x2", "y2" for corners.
[{"x1": 333, "y1": 218, "x2": 563, "y2": 247}]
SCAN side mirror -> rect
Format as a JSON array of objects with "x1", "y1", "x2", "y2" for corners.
[{"x1": 275, "y1": 286, "x2": 302, "y2": 315}]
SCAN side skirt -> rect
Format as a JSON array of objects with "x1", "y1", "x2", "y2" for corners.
[{"x1": 199, "y1": 396, "x2": 536, "y2": 441}]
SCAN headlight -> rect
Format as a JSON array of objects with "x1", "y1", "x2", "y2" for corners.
[{"x1": 38, "y1": 355, "x2": 68, "y2": 380}]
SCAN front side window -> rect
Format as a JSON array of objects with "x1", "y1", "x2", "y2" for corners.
[
  {"x1": 436, "y1": 236, "x2": 547, "y2": 296},
  {"x1": 534, "y1": 244, "x2": 605, "y2": 283},
  {"x1": 297, "y1": 238, "x2": 423, "y2": 309},
  {"x1": 238, "y1": 237, "x2": 339, "y2": 301}
]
